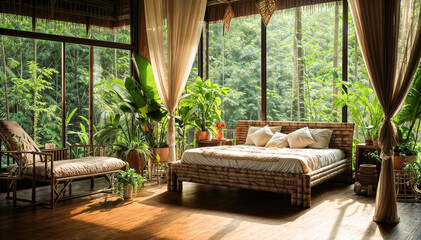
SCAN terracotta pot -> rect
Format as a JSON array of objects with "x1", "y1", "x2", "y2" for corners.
[
  {"x1": 373, "y1": 140, "x2": 378, "y2": 146},
  {"x1": 151, "y1": 147, "x2": 169, "y2": 164},
  {"x1": 196, "y1": 131, "x2": 209, "y2": 141},
  {"x1": 365, "y1": 139, "x2": 373, "y2": 145},
  {"x1": 393, "y1": 154, "x2": 418, "y2": 170},
  {"x1": 216, "y1": 131, "x2": 224, "y2": 139},
  {"x1": 123, "y1": 185, "x2": 133, "y2": 199},
  {"x1": 124, "y1": 151, "x2": 145, "y2": 175}
]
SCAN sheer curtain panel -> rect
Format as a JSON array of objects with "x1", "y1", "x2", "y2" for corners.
[
  {"x1": 349, "y1": 0, "x2": 421, "y2": 223},
  {"x1": 144, "y1": 0, "x2": 207, "y2": 162}
]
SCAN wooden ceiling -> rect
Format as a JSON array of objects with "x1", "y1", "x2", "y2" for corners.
[
  {"x1": 205, "y1": 0, "x2": 340, "y2": 22},
  {"x1": 0, "y1": 0, "x2": 131, "y2": 29},
  {"x1": 0, "y1": 0, "x2": 340, "y2": 28}
]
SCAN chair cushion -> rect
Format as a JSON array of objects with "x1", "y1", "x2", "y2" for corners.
[
  {"x1": 22, "y1": 156, "x2": 126, "y2": 179},
  {"x1": 0, "y1": 120, "x2": 42, "y2": 165}
]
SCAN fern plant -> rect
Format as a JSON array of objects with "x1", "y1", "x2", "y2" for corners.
[{"x1": 113, "y1": 162, "x2": 147, "y2": 200}]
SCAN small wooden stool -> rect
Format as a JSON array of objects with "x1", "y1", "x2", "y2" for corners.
[{"x1": 354, "y1": 164, "x2": 377, "y2": 195}]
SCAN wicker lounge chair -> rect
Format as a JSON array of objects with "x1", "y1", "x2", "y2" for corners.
[{"x1": 0, "y1": 120, "x2": 126, "y2": 209}]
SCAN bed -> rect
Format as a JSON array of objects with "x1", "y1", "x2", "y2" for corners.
[{"x1": 168, "y1": 120, "x2": 354, "y2": 208}]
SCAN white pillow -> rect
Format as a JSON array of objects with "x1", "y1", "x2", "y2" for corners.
[
  {"x1": 307, "y1": 129, "x2": 333, "y2": 149},
  {"x1": 287, "y1": 127, "x2": 316, "y2": 148},
  {"x1": 265, "y1": 132, "x2": 289, "y2": 148},
  {"x1": 249, "y1": 126, "x2": 274, "y2": 147},
  {"x1": 245, "y1": 125, "x2": 282, "y2": 145}
]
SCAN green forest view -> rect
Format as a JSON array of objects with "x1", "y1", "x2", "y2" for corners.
[{"x1": 1, "y1": 3, "x2": 420, "y2": 163}]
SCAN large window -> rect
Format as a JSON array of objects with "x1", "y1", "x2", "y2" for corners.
[
  {"x1": 0, "y1": 13, "x2": 131, "y2": 150},
  {"x1": 267, "y1": 4, "x2": 343, "y2": 122},
  {"x1": 209, "y1": 18, "x2": 262, "y2": 130}
]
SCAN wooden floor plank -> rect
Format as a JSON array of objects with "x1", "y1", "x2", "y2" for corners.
[{"x1": 0, "y1": 178, "x2": 419, "y2": 240}]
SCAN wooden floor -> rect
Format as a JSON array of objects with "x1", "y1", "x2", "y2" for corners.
[{"x1": 0, "y1": 178, "x2": 420, "y2": 240}]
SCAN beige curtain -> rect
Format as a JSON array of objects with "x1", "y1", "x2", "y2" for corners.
[
  {"x1": 144, "y1": 0, "x2": 207, "y2": 162},
  {"x1": 349, "y1": 0, "x2": 421, "y2": 223}
]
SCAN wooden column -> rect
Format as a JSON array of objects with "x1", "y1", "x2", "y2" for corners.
[
  {"x1": 198, "y1": 31, "x2": 204, "y2": 79},
  {"x1": 342, "y1": 0, "x2": 348, "y2": 123},
  {"x1": 61, "y1": 42, "x2": 66, "y2": 148},
  {"x1": 89, "y1": 46, "x2": 94, "y2": 145},
  {"x1": 261, "y1": 20, "x2": 267, "y2": 121},
  {"x1": 131, "y1": 0, "x2": 139, "y2": 76},
  {"x1": 206, "y1": 22, "x2": 209, "y2": 80}
]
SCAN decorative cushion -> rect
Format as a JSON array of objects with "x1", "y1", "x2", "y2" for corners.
[
  {"x1": 249, "y1": 126, "x2": 274, "y2": 147},
  {"x1": 0, "y1": 120, "x2": 42, "y2": 165},
  {"x1": 308, "y1": 129, "x2": 334, "y2": 149},
  {"x1": 245, "y1": 125, "x2": 282, "y2": 145},
  {"x1": 265, "y1": 132, "x2": 289, "y2": 148},
  {"x1": 287, "y1": 127, "x2": 316, "y2": 148}
]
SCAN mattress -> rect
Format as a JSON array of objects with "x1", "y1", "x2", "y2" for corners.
[{"x1": 181, "y1": 145, "x2": 345, "y2": 174}]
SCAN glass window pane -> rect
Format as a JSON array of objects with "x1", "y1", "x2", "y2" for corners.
[
  {"x1": 66, "y1": 44, "x2": 90, "y2": 148},
  {"x1": 209, "y1": 18, "x2": 261, "y2": 130},
  {"x1": 93, "y1": 47, "x2": 130, "y2": 142},
  {"x1": 267, "y1": 5, "x2": 342, "y2": 122}
]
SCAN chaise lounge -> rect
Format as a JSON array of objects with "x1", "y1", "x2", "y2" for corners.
[{"x1": 0, "y1": 120, "x2": 126, "y2": 209}]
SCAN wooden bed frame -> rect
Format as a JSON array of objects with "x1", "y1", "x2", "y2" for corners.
[{"x1": 168, "y1": 120, "x2": 354, "y2": 208}]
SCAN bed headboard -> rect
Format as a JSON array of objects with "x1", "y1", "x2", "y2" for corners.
[{"x1": 235, "y1": 120, "x2": 354, "y2": 159}]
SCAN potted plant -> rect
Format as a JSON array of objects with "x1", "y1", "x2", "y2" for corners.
[
  {"x1": 113, "y1": 162, "x2": 147, "y2": 199},
  {"x1": 96, "y1": 113, "x2": 151, "y2": 175},
  {"x1": 156, "y1": 154, "x2": 167, "y2": 184},
  {"x1": 403, "y1": 157, "x2": 421, "y2": 198},
  {"x1": 111, "y1": 55, "x2": 169, "y2": 165},
  {"x1": 215, "y1": 122, "x2": 226, "y2": 139},
  {"x1": 394, "y1": 66, "x2": 421, "y2": 170},
  {"x1": 393, "y1": 144, "x2": 418, "y2": 170},
  {"x1": 180, "y1": 77, "x2": 232, "y2": 141}
]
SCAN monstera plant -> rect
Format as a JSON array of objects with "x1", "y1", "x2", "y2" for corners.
[{"x1": 113, "y1": 54, "x2": 169, "y2": 164}]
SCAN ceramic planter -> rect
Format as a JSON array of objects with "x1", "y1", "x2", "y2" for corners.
[
  {"x1": 151, "y1": 147, "x2": 169, "y2": 164},
  {"x1": 216, "y1": 130, "x2": 224, "y2": 139},
  {"x1": 393, "y1": 154, "x2": 418, "y2": 170},
  {"x1": 123, "y1": 185, "x2": 133, "y2": 199},
  {"x1": 196, "y1": 131, "x2": 209, "y2": 141},
  {"x1": 365, "y1": 139, "x2": 373, "y2": 145},
  {"x1": 125, "y1": 151, "x2": 146, "y2": 175}
]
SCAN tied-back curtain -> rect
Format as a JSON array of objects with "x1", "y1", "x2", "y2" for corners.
[
  {"x1": 144, "y1": 0, "x2": 207, "y2": 162},
  {"x1": 349, "y1": 0, "x2": 421, "y2": 223}
]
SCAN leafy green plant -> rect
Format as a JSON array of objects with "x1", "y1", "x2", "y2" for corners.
[
  {"x1": 156, "y1": 154, "x2": 167, "y2": 180},
  {"x1": 334, "y1": 81, "x2": 383, "y2": 141},
  {"x1": 394, "y1": 143, "x2": 418, "y2": 158},
  {"x1": 174, "y1": 105, "x2": 195, "y2": 156},
  {"x1": 403, "y1": 157, "x2": 421, "y2": 188},
  {"x1": 113, "y1": 162, "x2": 147, "y2": 200},
  {"x1": 396, "y1": 66, "x2": 421, "y2": 151},
  {"x1": 364, "y1": 150, "x2": 382, "y2": 163},
  {"x1": 180, "y1": 77, "x2": 233, "y2": 133},
  {"x1": 96, "y1": 113, "x2": 151, "y2": 160},
  {"x1": 113, "y1": 54, "x2": 168, "y2": 149}
]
